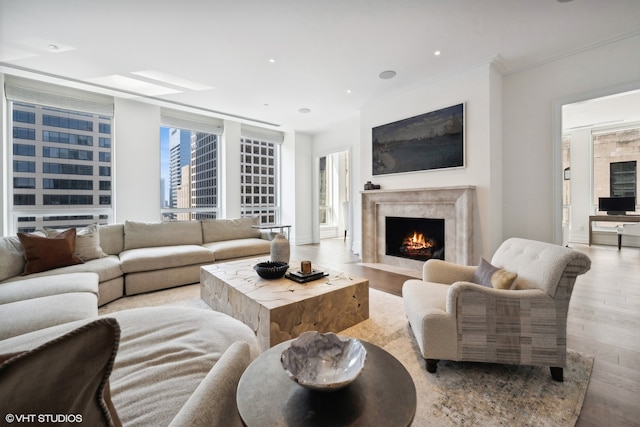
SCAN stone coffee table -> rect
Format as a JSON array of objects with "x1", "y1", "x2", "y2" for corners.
[{"x1": 200, "y1": 258, "x2": 369, "y2": 351}]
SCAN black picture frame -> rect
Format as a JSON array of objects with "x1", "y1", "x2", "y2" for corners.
[{"x1": 372, "y1": 103, "x2": 465, "y2": 175}]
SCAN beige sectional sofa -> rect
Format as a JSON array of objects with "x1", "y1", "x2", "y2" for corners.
[
  {"x1": 0, "y1": 217, "x2": 271, "y2": 425},
  {"x1": 1, "y1": 217, "x2": 272, "y2": 306}
]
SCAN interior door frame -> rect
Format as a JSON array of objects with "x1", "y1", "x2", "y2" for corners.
[
  {"x1": 552, "y1": 80, "x2": 640, "y2": 246},
  {"x1": 312, "y1": 147, "x2": 352, "y2": 244}
]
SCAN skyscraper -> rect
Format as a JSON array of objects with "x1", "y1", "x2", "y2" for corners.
[
  {"x1": 190, "y1": 132, "x2": 218, "y2": 219},
  {"x1": 11, "y1": 102, "x2": 112, "y2": 232},
  {"x1": 168, "y1": 128, "x2": 192, "y2": 209}
]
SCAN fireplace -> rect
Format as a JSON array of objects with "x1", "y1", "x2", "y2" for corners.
[
  {"x1": 361, "y1": 186, "x2": 474, "y2": 269},
  {"x1": 385, "y1": 217, "x2": 445, "y2": 261}
]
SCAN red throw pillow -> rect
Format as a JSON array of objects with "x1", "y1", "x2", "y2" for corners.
[{"x1": 17, "y1": 228, "x2": 84, "y2": 275}]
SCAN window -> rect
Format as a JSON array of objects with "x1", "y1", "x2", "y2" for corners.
[
  {"x1": 13, "y1": 144, "x2": 35, "y2": 156},
  {"x1": 319, "y1": 156, "x2": 331, "y2": 225},
  {"x1": 160, "y1": 125, "x2": 220, "y2": 221},
  {"x1": 593, "y1": 128, "x2": 640, "y2": 213},
  {"x1": 8, "y1": 102, "x2": 113, "y2": 232},
  {"x1": 13, "y1": 127, "x2": 35, "y2": 140},
  {"x1": 610, "y1": 161, "x2": 636, "y2": 198},
  {"x1": 14, "y1": 178, "x2": 35, "y2": 189},
  {"x1": 240, "y1": 138, "x2": 279, "y2": 224},
  {"x1": 13, "y1": 109, "x2": 35, "y2": 124}
]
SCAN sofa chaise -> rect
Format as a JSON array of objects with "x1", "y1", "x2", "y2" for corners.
[{"x1": 0, "y1": 306, "x2": 261, "y2": 426}]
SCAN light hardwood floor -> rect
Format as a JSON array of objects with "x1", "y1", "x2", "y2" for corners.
[{"x1": 291, "y1": 238, "x2": 640, "y2": 427}]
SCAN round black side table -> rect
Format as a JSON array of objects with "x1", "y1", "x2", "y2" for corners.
[{"x1": 236, "y1": 338, "x2": 417, "y2": 426}]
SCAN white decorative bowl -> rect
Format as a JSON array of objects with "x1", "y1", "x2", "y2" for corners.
[{"x1": 280, "y1": 331, "x2": 367, "y2": 391}]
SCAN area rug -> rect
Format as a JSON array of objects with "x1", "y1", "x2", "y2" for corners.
[{"x1": 99, "y1": 284, "x2": 593, "y2": 426}]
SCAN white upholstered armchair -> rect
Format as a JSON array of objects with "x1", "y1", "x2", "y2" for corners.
[{"x1": 402, "y1": 238, "x2": 591, "y2": 382}]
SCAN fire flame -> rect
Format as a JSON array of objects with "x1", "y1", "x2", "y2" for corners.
[{"x1": 402, "y1": 231, "x2": 432, "y2": 250}]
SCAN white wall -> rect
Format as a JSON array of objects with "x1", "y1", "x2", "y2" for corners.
[
  {"x1": 567, "y1": 128, "x2": 592, "y2": 244},
  {"x1": 358, "y1": 63, "x2": 502, "y2": 260},
  {"x1": 502, "y1": 34, "x2": 640, "y2": 244},
  {"x1": 114, "y1": 99, "x2": 161, "y2": 222},
  {"x1": 279, "y1": 131, "x2": 314, "y2": 245},
  {"x1": 221, "y1": 120, "x2": 241, "y2": 219}
]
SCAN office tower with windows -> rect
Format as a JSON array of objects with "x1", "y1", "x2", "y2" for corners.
[
  {"x1": 11, "y1": 102, "x2": 113, "y2": 232},
  {"x1": 168, "y1": 128, "x2": 192, "y2": 209},
  {"x1": 191, "y1": 132, "x2": 218, "y2": 219}
]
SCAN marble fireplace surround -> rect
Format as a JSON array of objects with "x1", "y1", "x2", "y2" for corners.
[{"x1": 361, "y1": 186, "x2": 475, "y2": 270}]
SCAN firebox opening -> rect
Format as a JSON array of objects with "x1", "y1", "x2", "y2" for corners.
[{"x1": 385, "y1": 216, "x2": 444, "y2": 261}]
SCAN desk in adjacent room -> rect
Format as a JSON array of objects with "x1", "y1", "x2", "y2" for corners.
[{"x1": 588, "y1": 214, "x2": 640, "y2": 246}]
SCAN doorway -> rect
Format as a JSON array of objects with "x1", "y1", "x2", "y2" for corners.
[
  {"x1": 317, "y1": 150, "x2": 350, "y2": 241},
  {"x1": 559, "y1": 88, "x2": 640, "y2": 246}
]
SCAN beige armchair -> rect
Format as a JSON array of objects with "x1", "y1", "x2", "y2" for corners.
[{"x1": 402, "y1": 238, "x2": 591, "y2": 381}]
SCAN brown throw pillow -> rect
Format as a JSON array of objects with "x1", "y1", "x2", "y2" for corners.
[
  {"x1": 472, "y1": 258, "x2": 518, "y2": 290},
  {"x1": 17, "y1": 228, "x2": 84, "y2": 275},
  {"x1": 0, "y1": 318, "x2": 122, "y2": 427}
]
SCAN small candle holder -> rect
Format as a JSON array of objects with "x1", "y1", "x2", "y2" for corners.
[{"x1": 301, "y1": 260, "x2": 312, "y2": 274}]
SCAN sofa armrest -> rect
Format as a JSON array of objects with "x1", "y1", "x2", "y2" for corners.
[
  {"x1": 446, "y1": 281, "x2": 550, "y2": 313},
  {"x1": 423, "y1": 259, "x2": 476, "y2": 284},
  {"x1": 446, "y1": 282, "x2": 564, "y2": 364},
  {"x1": 446, "y1": 282, "x2": 556, "y2": 334},
  {"x1": 168, "y1": 341, "x2": 251, "y2": 427}
]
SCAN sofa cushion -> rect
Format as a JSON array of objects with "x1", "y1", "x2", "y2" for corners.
[
  {"x1": 0, "y1": 236, "x2": 25, "y2": 281},
  {"x1": 0, "y1": 318, "x2": 122, "y2": 427},
  {"x1": 99, "y1": 224, "x2": 125, "y2": 255},
  {"x1": 119, "y1": 245, "x2": 215, "y2": 274},
  {"x1": 124, "y1": 265, "x2": 202, "y2": 296},
  {"x1": 45, "y1": 223, "x2": 107, "y2": 261},
  {"x1": 0, "y1": 272, "x2": 99, "y2": 305},
  {"x1": 0, "y1": 255, "x2": 123, "y2": 286},
  {"x1": 18, "y1": 229, "x2": 84, "y2": 275},
  {"x1": 203, "y1": 238, "x2": 271, "y2": 260},
  {"x1": 124, "y1": 221, "x2": 203, "y2": 250},
  {"x1": 107, "y1": 307, "x2": 260, "y2": 426},
  {"x1": 202, "y1": 217, "x2": 261, "y2": 243},
  {"x1": 0, "y1": 292, "x2": 99, "y2": 340}
]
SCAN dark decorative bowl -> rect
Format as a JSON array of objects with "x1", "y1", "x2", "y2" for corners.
[{"x1": 254, "y1": 261, "x2": 289, "y2": 279}]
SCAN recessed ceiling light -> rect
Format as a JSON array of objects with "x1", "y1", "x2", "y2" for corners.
[
  {"x1": 434, "y1": 50, "x2": 441, "y2": 56},
  {"x1": 23, "y1": 38, "x2": 75, "y2": 53},
  {"x1": 269, "y1": 58, "x2": 276, "y2": 63},
  {"x1": 346, "y1": 89, "x2": 352, "y2": 94},
  {"x1": 379, "y1": 70, "x2": 396, "y2": 80},
  {"x1": 299, "y1": 108, "x2": 311, "y2": 114}
]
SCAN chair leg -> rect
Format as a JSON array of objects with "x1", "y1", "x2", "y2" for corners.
[
  {"x1": 550, "y1": 367, "x2": 563, "y2": 382},
  {"x1": 426, "y1": 359, "x2": 439, "y2": 373}
]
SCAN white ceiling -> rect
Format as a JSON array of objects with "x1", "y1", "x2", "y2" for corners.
[{"x1": 1, "y1": 0, "x2": 640, "y2": 134}]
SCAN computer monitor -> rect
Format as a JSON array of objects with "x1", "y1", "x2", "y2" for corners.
[{"x1": 598, "y1": 196, "x2": 636, "y2": 215}]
